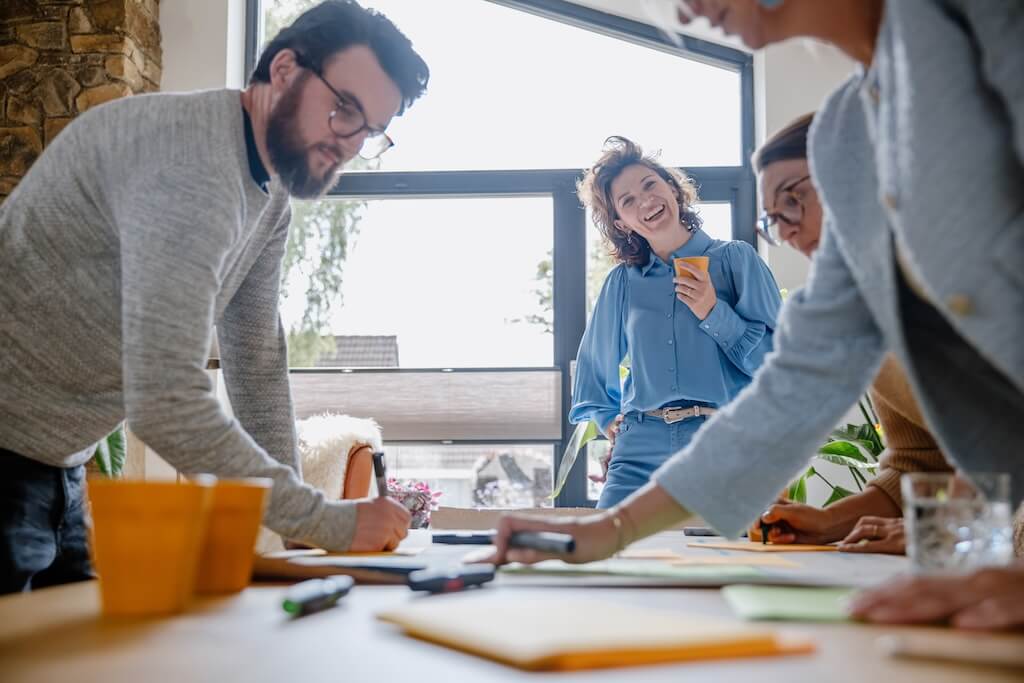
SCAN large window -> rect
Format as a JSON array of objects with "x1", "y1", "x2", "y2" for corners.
[{"x1": 249, "y1": 0, "x2": 755, "y2": 508}]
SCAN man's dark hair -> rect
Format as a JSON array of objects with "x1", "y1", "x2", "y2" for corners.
[{"x1": 250, "y1": 1, "x2": 429, "y2": 115}]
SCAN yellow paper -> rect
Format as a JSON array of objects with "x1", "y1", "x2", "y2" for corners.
[
  {"x1": 377, "y1": 593, "x2": 814, "y2": 671},
  {"x1": 688, "y1": 541, "x2": 837, "y2": 553}
]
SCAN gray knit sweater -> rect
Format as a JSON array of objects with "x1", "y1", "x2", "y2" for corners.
[{"x1": 0, "y1": 89, "x2": 356, "y2": 551}]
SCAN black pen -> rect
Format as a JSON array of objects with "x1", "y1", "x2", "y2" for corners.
[
  {"x1": 759, "y1": 519, "x2": 771, "y2": 545},
  {"x1": 282, "y1": 575, "x2": 354, "y2": 617},
  {"x1": 372, "y1": 451, "x2": 388, "y2": 498},
  {"x1": 508, "y1": 531, "x2": 575, "y2": 555}
]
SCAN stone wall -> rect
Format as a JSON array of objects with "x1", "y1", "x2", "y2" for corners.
[{"x1": 0, "y1": 0, "x2": 161, "y2": 202}]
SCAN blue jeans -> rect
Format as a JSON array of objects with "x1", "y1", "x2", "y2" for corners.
[
  {"x1": 596, "y1": 413, "x2": 708, "y2": 509},
  {"x1": 0, "y1": 449, "x2": 93, "y2": 594}
]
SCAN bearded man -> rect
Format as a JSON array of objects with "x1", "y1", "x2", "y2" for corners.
[{"x1": 0, "y1": 1, "x2": 429, "y2": 593}]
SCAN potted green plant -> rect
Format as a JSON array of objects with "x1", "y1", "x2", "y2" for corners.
[
  {"x1": 786, "y1": 395, "x2": 884, "y2": 505},
  {"x1": 90, "y1": 423, "x2": 127, "y2": 477}
]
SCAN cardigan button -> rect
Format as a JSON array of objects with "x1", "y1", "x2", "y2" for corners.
[{"x1": 946, "y1": 294, "x2": 973, "y2": 317}]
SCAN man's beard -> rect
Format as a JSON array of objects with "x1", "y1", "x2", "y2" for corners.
[{"x1": 266, "y1": 77, "x2": 343, "y2": 199}]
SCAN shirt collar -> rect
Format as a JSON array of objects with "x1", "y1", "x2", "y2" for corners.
[
  {"x1": 639, "y1": 229, "x2": 712, "y2": 276},
  {"x1": 241, "y1": 106, "x2": 270, "y2": 193}
]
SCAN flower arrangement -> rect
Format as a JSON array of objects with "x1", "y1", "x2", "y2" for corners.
[{"x1": 386, "y1": 478, "x2": 443, "y2": 528}]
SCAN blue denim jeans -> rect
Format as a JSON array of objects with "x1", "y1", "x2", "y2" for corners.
[
  {"x1": 0, "y1": 449, "x2": 93, "y2": 594},
  {"x1": 596, "y1": 413, "x2": 708, "y2": 509}
]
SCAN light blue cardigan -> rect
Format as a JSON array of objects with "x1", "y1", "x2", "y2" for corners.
[{"x1": 653, "y1": 0, "x2": 1024, "y2": 537}]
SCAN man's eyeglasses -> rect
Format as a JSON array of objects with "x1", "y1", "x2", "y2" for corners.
[
  {"x1": 756, "y1": 175, "x2": 811, "y2": 246},
  {"x1": 295, "y1": 54, "x2": 394, "y2": 160}
]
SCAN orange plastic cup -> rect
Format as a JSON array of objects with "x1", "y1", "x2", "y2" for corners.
[
  {"x1": 673, "y1": 256, "x2": 710, "y2": 279},
  {"x1": 195, "y1": 478, "x2": 272, "y2": 594},
  {"x1": 87, "y1": 477, "x2": 213, "y2": 617}
]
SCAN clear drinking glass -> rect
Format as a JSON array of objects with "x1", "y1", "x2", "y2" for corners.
[{"x1": 901, "y1": 472, "x2": 1013, "y2": 575}]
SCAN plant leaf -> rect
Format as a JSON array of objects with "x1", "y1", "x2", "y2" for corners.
[
  {"x1": 787, "y1": 474, "x2": 807, "y2": 503},
  {"x1": 819, "y1": 441, "x2": 867, "y2": 460},
  {"x1": 853, "y1": 438, "x2": 882, "y2": 459},
  {"x1": 856, "y1": 423, "x2": 878, "y2": 443},
  {"x1": 549, "y1": 421, "x2": 601, "y2": 499},
  {"x1": 829, "y1": 426, "x2": 861, "y2": 442},
  {"x1": 93, "y1": 439, "x2": 112, "y2": 476},
  {"x1": 816, "y1": 453, "x2": 879, "y2": 471},
  {"x1": 823, "y1": 485, "x2": 855, "y2": 507},
  {"x1": 817, "y1": 440, "x2": 879, "y2": 468},
  {"x1": 106, "y1": 424, "x2": 126, "y2": 477},
  {"x1": 90, "y1": 423, "x2": 126, "y2": 478}
]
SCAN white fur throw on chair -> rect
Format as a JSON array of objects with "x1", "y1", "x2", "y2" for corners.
[{"x1": 256, "y1": 413, "x2": 382, "y2": 554}]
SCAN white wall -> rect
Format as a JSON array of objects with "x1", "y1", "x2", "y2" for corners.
[
  {"x1": 161, "y1": 0, "x2": 247, "y2": 92},
  {"x1": 755, "y1": 40, "x2": 854, "y2": 292}
]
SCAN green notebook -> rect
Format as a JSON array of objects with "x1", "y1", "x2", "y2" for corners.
[{"x1": 722, "y1": 585, "x2": 855, "y2": 622}]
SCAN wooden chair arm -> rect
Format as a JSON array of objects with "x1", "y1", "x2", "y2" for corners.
[{"x1": 342, "y1": 444, "x2": 374, "y2": 499}]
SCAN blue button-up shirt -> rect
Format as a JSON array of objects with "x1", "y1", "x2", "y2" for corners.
[{"x1": 570, "y1": 229, "x2": 782, "y2": 432}]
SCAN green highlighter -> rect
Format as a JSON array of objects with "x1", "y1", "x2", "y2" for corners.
[{"x1": 282, "y1": 575, "x2": 354, "y2": 617}]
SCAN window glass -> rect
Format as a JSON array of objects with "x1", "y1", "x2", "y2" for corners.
[
  {"x1": 385, "y1": 444, "x2": 555, "y2": 509},
  {"x1": 260, "y1": 0, "x2": 742, "y2": 171},
  {"x1": 281, "y1": 196, "x2": 553, "y2": 368}
]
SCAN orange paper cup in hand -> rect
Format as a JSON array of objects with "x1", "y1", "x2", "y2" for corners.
[
  {"x1": 195, "y1": 478, "x2": 272, "y2": 594},
  {"x1": 87, "y1": 477, "x2": 214, "y2": 617},
  {"x1": 673, "y1": 256, "x2": 709, "y2": 279}
]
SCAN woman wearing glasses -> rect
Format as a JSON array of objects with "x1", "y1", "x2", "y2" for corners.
[
  {"x1": 750, "y1": 113, "x2": 954, "y2": 554},
  {"x1": 574, "y1": 136, "x2": 781, "y2": 508},
  {"x1": 491, "y1": 0, "x2": 1024, "y2": 630}
]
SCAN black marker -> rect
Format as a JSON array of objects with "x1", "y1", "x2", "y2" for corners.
[
  {"x1": 282, "y1": 575, "x2": 354, "y2": 617},
  {"x1": 759, "y1": 519, "x2": 771, "y2": 545},
  {"x1": 372, "y1": 451, "x2": 388, "y2": 498},
  {"x1": 684, "y1": 526, "x2": 748, "y2": 538},
  {"x1": 432, "y1": 531, "x2": 495, "y2": 545},
  {"x1": 508, "y1": 531, "x2": 575, "y2": 555},
  {"x1": 407, "y1": 564, "x2": 496, "y2": 593}
]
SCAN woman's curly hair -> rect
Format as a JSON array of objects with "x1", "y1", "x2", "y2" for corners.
[{"x1": 577, "y1": 136, "x2": 702, "y2": 266}]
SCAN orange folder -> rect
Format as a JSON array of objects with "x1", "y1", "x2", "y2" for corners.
[{"x1": 377, "y1": 593, "x2": 814, "y2": 671}]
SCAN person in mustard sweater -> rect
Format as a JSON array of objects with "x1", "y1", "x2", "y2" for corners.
[{"x1": 746, "y1": 113, "x2": 1023, "y2": 557}]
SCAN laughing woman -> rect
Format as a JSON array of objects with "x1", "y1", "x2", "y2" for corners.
[{"x1": 573, "y1": 136, "x2": 781, "y2": 508}]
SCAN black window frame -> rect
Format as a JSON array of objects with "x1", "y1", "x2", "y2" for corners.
[{"x1": 245, "y1": 0, "x2": 755, "y2": 508}]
